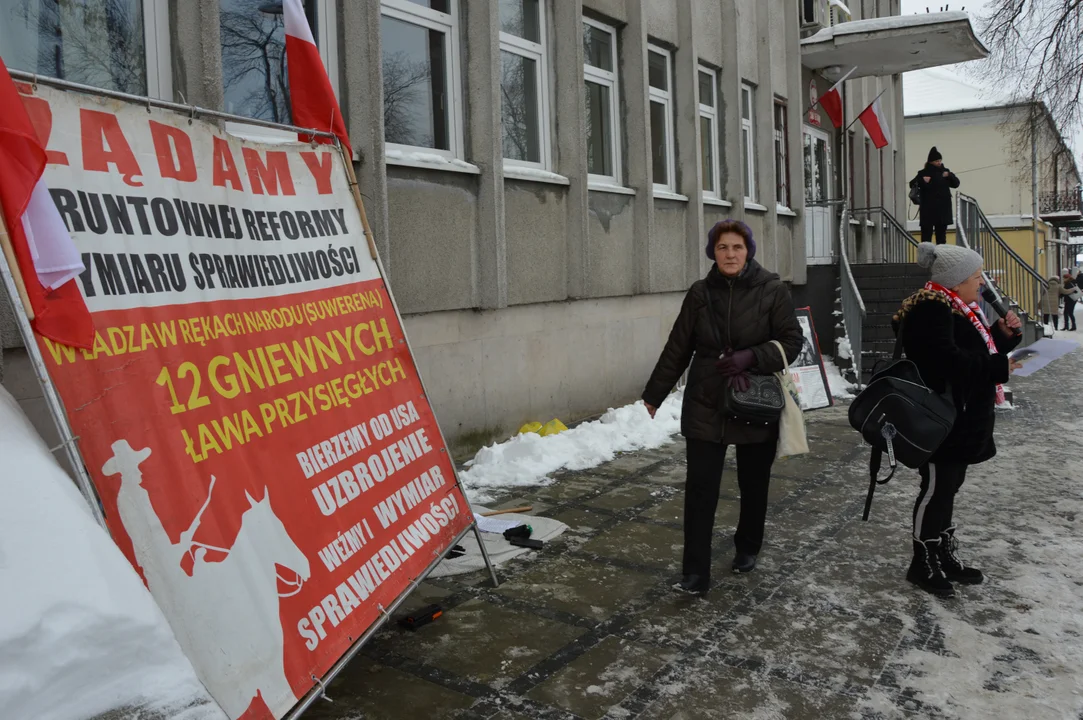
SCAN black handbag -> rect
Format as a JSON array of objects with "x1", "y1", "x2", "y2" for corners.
[
  {"x1": 848, "y1": 321, "x2": 956, "y2": 520},
  {"x1": 703, "y1": 286, "x2": 784, "y2": 425}
]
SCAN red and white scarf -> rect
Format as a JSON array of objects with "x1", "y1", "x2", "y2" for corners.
[{"x1": 926, "y1": 281, "x2": 1006, "y2": 405}]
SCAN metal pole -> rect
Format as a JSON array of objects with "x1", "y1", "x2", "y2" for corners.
[
  {"x1": 1032, "y1": 111, "x2": 1040, "y2": 281},
  {"x1": 0, "y1": 228, "x2": 108, "y2": 532}
]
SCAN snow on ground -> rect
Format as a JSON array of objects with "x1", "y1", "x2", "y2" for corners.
[
  {"x1": 459, "y1": 389, "x2": 684, "y2": 503},
  {"x1": 822, "y1": 357, "x2": 857, "y2": 400},
  {"x1": 0, "y1": 387, "x2": 224, "y2": 720}
]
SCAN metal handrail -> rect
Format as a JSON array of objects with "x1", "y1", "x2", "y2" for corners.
[
  {"x1": 837, "y1": 203, "x2": 867, "y2": 387},
  {"x1": 849, "y1": 206, "x2": 919, "y2": 264},
  {"x1": 956, "y1": 192, "x2": 1049, "y2": 318}
]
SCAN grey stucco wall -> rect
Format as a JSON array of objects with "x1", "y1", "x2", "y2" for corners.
[
  {"x1": 646, "y1": 0, "x2": 679, "y2": 43},
  {"x1": 651, "y1": 202, "x2": 691, "y2": 292},
  {"x1": 587, "y1": 192, "x2": 638, "y2": 298},
  {"x1": 505, "y1": 182, "x2": 569, "y2": 306}
]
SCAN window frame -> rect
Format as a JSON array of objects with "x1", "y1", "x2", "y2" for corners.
[
  {"x1": 864, "y1": 137, "x2": 872, "y2": 209},
  {"x1": 741, "y1": 82, "x2": 757, "y2": 202},
  {"x1": 773, "y1": 99, "x2": 790, "y2": 208},
  {"x1": 647, "y1": 44, "x2": 675, "y2": 193},
  {"x1": 221, "y1": 0, "x2": 340, "y2": 143},
  {"x1": 698, "y1": 65, "x2": 720, "y2": 200},
  {"x1": 380, "y1": 0, "x2": 464, "y2": 160},
  {"x1": 144, "y1": 0, "x2": 173, "y2": 99},
  {"x1": 499, "y1": 0, "x2": 551, "y2": 170},
  {"x1": 847, "y1": 130, "x2": 856, "y2": 207},
  {"x1": 583, "y1": 16, "x2": 622, "y2": 186}
]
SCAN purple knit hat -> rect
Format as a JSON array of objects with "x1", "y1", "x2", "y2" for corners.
[{"x1": 706, "y1": 219, "x2": 756, "y2": 261}]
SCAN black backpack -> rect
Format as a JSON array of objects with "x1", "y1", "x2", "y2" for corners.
[
  {"x1": 847, "y1": 321, "x2": 956, "y2": 520},
  {"x1": 908, "y1": 184, "x2": 922, "y2": 205}
]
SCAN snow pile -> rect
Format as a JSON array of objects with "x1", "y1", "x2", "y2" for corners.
[
  {"x1": 822, "y1": 358, "x2": 858, "y2": 400},
  {"x1": 0, "y1": 387, "x2": 224, "y2": 720},
  {"x1": 460, "y1": 389, "x2": 684, "y2": 502},
  {"x1": 836, "y1": 337, "x2": 853, "y2": 361}
]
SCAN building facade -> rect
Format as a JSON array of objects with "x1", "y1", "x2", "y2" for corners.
[{"x1": 3, "y1": 0, "x2": 985, "y2": 454}]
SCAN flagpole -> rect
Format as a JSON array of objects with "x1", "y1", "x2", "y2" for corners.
[
  {"x1": 845, "y1": 88, "x2": 888, "y2": 133},
  {"x1": 0, "y1": 214, "x2": 35, "y2": 321},
  {"x1": 803, "y1": 66, "x2": 857, "y2": 117}
]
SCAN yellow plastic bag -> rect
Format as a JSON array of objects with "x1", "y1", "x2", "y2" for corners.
[
  {"x1": 518, "y1": 421, "x2": 543, "y2": 436},
  {"x1": 539, "y1": 419, "x2": 568, "y2": 437}
]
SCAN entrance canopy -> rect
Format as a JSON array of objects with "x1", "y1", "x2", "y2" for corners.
[{"x1": 801, "y1": 11, "x2": 989, "y2": 81}]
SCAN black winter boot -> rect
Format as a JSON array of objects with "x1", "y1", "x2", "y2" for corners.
[
  {"x1": 672, "y1": 574, "x2": 710, "y2": 595},
  {"x1": 938, "y1": 527, "x2": 984, "y2": 584},
  {"x1": 906, "y1": 539, "x2": 955, "y2": 598},
  {"x1": 731, "y1": 552, "x2": 757, "y2": 573}
]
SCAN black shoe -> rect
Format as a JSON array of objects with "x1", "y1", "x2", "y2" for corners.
[
  {"x1": 906, "y1": 539, "x2": 955, "y2": 598},
  {"x1": 938, "y1": 527, "x2": 984, "y2": 584},
  {"x1": 731, "y1": 552, "x2": 757, "y2": 574},
  {"x1": 672, "y1": 574, "x2": 710, "y2": 595}
]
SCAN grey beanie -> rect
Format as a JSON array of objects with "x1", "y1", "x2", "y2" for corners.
[{"x1": 916, "y1": 242, "x2": 983, "y2": 289}]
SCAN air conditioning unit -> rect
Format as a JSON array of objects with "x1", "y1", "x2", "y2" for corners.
[
  {"x1": 828, "y1": 0, "x2": 852, "y2": 26},
  {"x1": 800, "y1": 0, "x2": 830, "y2": 35}
]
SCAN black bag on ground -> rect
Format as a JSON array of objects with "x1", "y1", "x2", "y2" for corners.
[{"x1": 847, "y1": 322, "x2": 956, "y2": 520}]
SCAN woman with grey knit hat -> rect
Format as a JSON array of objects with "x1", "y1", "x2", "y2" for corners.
[{"x1": 892, "y1": 243, "x2": 1023, "y2": 597}]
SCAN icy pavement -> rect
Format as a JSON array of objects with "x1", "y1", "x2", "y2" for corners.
[{"x1": 304, "y1": 343, "x2": 1083, "y2": 720}]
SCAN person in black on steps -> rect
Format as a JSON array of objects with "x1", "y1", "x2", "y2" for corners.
[
  {"x1": 893, "y1": 243, "x2": 1023, "y2": 598},
  {"x1": 642, "y1": 220, "x2": 803, "y2": 595},
  {"x1": 910, "y1": 147, "x2": 960, "y2": 245}
]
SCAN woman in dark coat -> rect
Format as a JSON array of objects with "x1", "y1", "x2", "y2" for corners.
[
  {"x1": 910, "y1": 147, "x2": 960, "y2": 245},
  {"x1": 893, "y1": 243, "x2": 1022, "y2": 597},
  {"x1": 1062, "y1": 273, "x2": 1079, "y2": 331},
  {"x1": 642, "y1": 220, "x2": 803, "y2": 594}
]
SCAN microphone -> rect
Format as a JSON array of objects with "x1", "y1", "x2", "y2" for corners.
[{"x1": 981, "y1": 281, "x2": 1022, "y2": 336}]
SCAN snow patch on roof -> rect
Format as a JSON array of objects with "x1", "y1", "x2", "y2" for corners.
[{"x1": 802, "y1": 10, "x2": 970, "y2": 44}]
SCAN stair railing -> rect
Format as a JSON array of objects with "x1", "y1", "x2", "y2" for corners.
[
  {"x1": 838, "y1": 203, "x2": 867, "y2": 387},
  {"x1": 849, "y1": 206, "x2": 919, "y2": 264},
  {"x1": 956, "y1": 193, "x2": 1049, "y2": 318}
]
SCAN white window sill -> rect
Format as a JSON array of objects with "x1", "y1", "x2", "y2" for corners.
[
  {"x1": 776, "y1": 205, "x2": 797, "y2": 217},
  {"x1": 654, "y1": 189, "x2": 690, "y2": 202},
  {"x1": 503, "y1": 166, "x2": 570, "y2": 186},
  {"x1": 744, "y1": 200, "x2": 768, "y2": 213},
  {"x1": 849, "y1": 218, "x2": 860, "y2": 225},
  {"x1": 385, "y1": 150, "x2": 481, "y2": 175},
  {"x1": 703, "y1": 196, "x2": 733, "y2": 208},
  {"x1": 866, "y1": 220, "x2": 875, "y2": 227},
  {"x1": 588, "y1": 182, "x2": 637, "y2": 196}
]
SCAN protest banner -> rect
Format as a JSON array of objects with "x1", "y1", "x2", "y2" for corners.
[
  {"x1": 3, "y1": 78, "x2": 479, "y2": 720},
  {"x1": 791, "y1": 308, "x2": 833, "y2": 411}
]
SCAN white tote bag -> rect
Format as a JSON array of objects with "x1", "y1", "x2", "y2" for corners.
[{"x1": 770, "y1": 340, "x2": 809, "y2": 459}]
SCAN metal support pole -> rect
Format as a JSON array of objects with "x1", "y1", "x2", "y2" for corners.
[{"x1": 1032, "y1": 112, "x2": 1041, "y2": 283}]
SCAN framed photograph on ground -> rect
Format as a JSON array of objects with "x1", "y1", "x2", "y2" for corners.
[{"x1": 791, "y1": 307, "x2": 833, "y2": 411}]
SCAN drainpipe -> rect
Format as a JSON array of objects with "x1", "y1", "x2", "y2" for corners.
[{"x1": 1032, "y1": 111, "x2": 1040, "y2": 278}]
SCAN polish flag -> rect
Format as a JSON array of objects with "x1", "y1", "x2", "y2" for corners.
[
  {"x1": 0, "y1": 57, "x2": 94, "y2": 348},
  {"x1": 817, "y1": 68, "x2": 854, "y2": 129},
  {"x1": 858, "y1": 96, "x2": 892, "y2": 149},
  {"x1": 283, "y1": 0, "x2": 352, "y2": 158}
]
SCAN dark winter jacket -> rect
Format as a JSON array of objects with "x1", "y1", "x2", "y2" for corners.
[
  {"x1": 893, "y1": 290, "x2": 1019, "y2": 465},
  {"x1": 910, "y1": 163, "x2": 960, "y2": 227},
  {"x1": 642, "y1": 260, "x2": 803, "y2": 445}
]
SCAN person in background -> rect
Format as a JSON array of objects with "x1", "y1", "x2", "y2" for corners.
[
  {"x1": 910, "y1": 147, "x2": 960, "y2": 245},
  {"x1": 1042, "y1": 275, "x2": 1064, "y2": 331},
  {"x1": 892, "y1": 243, "x2": 1022, "y2": 598},
  {"x1": 642, "y1": 220, "x2": 803, "y2": 594},
  {"x1": 1062, "y1": 272, "x2": 1079, "y2": 332}
]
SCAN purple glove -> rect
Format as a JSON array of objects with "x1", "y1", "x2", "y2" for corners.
[
  {"x1": 726, "y1": 372, "x2": 751, "y2": 392},
  {"x1": 715, "y1": 349, "x2": 755, "y2": 376}
]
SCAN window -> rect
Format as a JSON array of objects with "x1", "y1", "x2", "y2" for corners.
[
  {"x1": 648, "y1": 45, "x2": 674, "y2": 191},
  {"x1": 380, "y1": 0, "x2": 461, "y2": 156},
  {"x1": 698, "y1": 67, "x2": 720, "y2": 198},
  {"x1": 1, "y1": 0, "x2": 170, "y2": 98},
  {"x1": 583, "y1": 18, "x2": 620, "y2": 184},
  {"x1": 774, "y1": 101, "x2": 789, "y2": 208},
  {"x1": 741, "y1": 83, "x2": 757, "y2": 201},
  {"x1": 500, "y1": 0, "x2": 549, "y2": 168},
  {"x1": 220, "y1": 0, "x2": 337, "y2": 124}
]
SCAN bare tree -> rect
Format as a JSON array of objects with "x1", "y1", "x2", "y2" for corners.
[
  {"x1": 221, "y1": 10, "x2": 291, "y2": 123},
  {"x1": 976, "y1": 1, "x2": 1082, "y2": 185},
  {"x1": 500, "y1": 55, "x2": 535, "y2": 162},
  {"x1": 381, "y1": 51, "x2": 431, "y2": 146}
]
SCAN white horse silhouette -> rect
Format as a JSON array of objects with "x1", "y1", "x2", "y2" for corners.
[{"x1": 103, "y1": 439, "x2": 311, "y2": 718}]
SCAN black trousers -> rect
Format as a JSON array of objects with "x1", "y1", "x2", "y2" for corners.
[
  {"x1": 1064, "y1": 299, "x2": 1078, "y2": 330},
  {"x1": 913, "y1": 462, "x2": 969, "y2": 541},
  {"x1": 921, "y1": 224, "x2": 948, "y2": 245},
  {"x1": 1044, "y1": 313, "x2": 1060, "y2": 330},
  {"x1": 683, "y1": 438, "x2": 777, "y2": 577}
]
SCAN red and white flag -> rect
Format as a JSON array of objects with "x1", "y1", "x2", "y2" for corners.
[
  {"x1": 283, "y1": 0, "x2": 352, "y2": 158},
  {"x1": 858, "y1": 95, "x2": 892, "y2": 149},
  {"x1": 816, "y1": 67, "x2": 855, "y2": 129},
  {"x1": 0, "y1": 56, "x2": 94, "y2": 348}
]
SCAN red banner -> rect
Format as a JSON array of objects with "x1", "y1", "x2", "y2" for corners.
[{"x1": 14, "y1": 83, "x2": 472, "y2": 719}]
